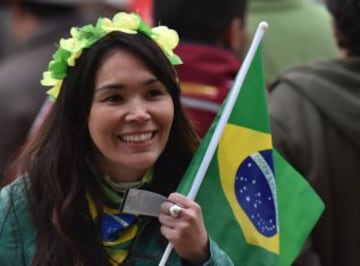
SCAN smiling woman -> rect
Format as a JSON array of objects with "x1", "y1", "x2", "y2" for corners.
[
  {"x1": 89, "y1": 48, "x2": 174, "y2": 181},
  {"x1": 0, "y1": 12, "x2": 234, "y2": 266}
]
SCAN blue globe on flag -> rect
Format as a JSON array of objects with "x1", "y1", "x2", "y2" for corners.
[{"x1": 235, "y1": 149, "x2": 277, "y2": 237}]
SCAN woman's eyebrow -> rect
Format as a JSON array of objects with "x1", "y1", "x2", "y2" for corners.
[
  {"x1": 96, "y1": 77, "x2": 161, "y2": 91},
  {"x1": 96, "y1": 83, "x2": 126, "y2": 91},
  {"x1": 144, "y1": 78, "x2": 160, "y2": 86}
]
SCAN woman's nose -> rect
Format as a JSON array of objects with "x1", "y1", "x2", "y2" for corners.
[{"x1": 124, "y1": 100, "x2": 151, "y2": 122}]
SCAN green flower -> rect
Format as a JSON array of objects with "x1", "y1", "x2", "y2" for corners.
[{"x1": 48, "y1": 49, "x2": 71, "y2": 80}]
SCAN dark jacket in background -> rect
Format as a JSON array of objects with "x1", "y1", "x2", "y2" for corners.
[{"x1": 269, "y1": 58, "x2": 360, "y2": 266}]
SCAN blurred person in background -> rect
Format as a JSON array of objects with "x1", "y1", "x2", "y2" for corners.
[
  {"x1": 152, "y1": 0, "x2": 248, "y2": 138},
  {"x1": 269, "y1": 0, "x2": 360, "y2": 265},
  {"x1": 247, "y1": 0, "x2": 339, "y2": 85},
  {"x1": 0, "y1": 3, "x2": 11, "y2": 59},
  {"x1": 0, "y1": 0, "x2": 129, "y2": 185},
  {"x1": 0, "y1": 0, "x2": 88, "y2": 183}
]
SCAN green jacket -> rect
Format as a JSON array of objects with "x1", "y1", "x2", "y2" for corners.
[{"x1": 0, "y1": 179, "x2": 233, "y2": 266}]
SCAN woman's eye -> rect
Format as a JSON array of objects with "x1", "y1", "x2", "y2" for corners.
[
  {"x1": 148, "y1": 88, "x2": 167, "y2": 98},
  {"x1": 104, "y1": 95, "x2": 122, "y2": 102}
]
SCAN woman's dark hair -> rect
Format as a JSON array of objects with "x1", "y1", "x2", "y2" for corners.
[
  {"x1": 326, "y1": 0, "x2": 360, "y2": 56},
  {"x1": 15, "y1": 31, "x2": 199, "y2": 265}
]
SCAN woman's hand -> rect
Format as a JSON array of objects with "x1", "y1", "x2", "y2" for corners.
[{"x1": 159, "y1": 192, "x2": 210, "y2": 264}]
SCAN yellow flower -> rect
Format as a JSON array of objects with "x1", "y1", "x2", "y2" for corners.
[
  {"x1": 60, "y1": 36, "x2": 86, "y2": 66},
  {"x1": 70, "y1": 27, "x2": 81, "y2": 38},
  {"x1": 151, "y1": 26, "x2": 179, "y2": 51},
  {"x1": 46, "y1": 80, "x2": 63, "y2": 100},
  {"x1": 60, "y1": 37, "x2": 86, "y2": 53},
  {"x1": 67, "y1": 49, "x2": 83, "y2": 66},
  {"x1": 101, "y1": 12, "x2": 140, "y2": 34},
  {"x1": 41, "y1": 71, "x2": 57, "y2": 86}
]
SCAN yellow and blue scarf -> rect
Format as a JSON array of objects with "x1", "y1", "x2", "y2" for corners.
[{"x1": 87, "y1": 169, "x2": 152, "y2": 265}]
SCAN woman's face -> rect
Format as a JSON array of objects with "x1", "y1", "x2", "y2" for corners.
[{"x1": 88, "y1": 49, "x2": 174, "y2": 182}]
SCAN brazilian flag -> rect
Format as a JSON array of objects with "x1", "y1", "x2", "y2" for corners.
[{"x1": 177, "y1": 41, "x2": 324, "y2": 265}]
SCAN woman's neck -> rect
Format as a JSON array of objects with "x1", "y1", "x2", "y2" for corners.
[
  {"x1": 94, "y1": 154, "x2": 146, "y2": 183},
  {"x1": 108, "y1": 179, "x2": 145, "y2": 193}
]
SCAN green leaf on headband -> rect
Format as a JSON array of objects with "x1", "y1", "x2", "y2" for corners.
[
  {"x1": 138, "y1": 20, "x2": 153, "y2": 37},
  {"x1": 79, "y1": 24, "x2": 106, "y2": 48},
  {"x1": 49, "y1": 49, "x2": 71, "y2": 79}
]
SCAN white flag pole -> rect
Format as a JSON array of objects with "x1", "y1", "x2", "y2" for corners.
[{"x1": 158, "y1": 21, "x2": 269, "y2": 266}]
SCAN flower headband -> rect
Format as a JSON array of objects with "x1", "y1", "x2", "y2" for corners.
[{"x1": 41, "y1": 12, "x2": 182, "y2": 100}]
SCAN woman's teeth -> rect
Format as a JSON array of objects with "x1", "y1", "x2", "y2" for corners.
[{"x1": 120, "y1": 132, "x2": 153, "y2": 143}]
